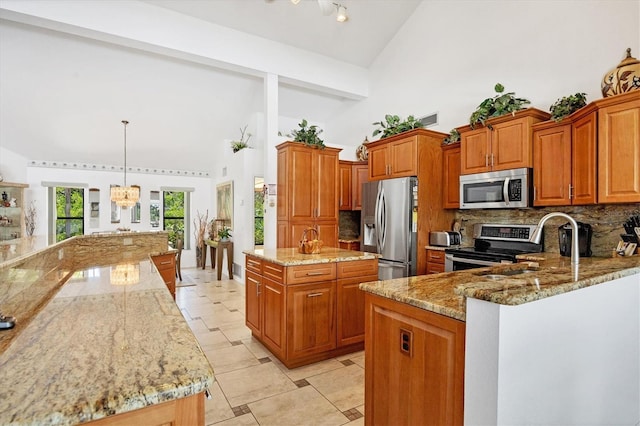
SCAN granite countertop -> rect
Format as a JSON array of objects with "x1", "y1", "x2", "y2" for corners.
[
  {"x1": 244, "y1": 247, "x2": 378, "y2": 266},
  {"x1": 0, "y1": 235, "x2": 213, "y2": 425},
  {"x1": 360, "y1": 254, "x2": 640, "y2": 322}
]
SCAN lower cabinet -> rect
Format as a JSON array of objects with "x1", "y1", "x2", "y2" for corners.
[
  {"x1": 338, "y1": 240, "x2": 361, "y2": 251},
  {"x1": 151, "y1": 252, "x2": 176, "y2": 300},
  {"x1": 365, "y1": 293, "x2": 465, "y2": 426},
  {"x1": 426, "y1": 249, "x2": 445, "y2": 274},
  {"x1": 245, "y1": 255, "x2": 377, "y2": 368}
]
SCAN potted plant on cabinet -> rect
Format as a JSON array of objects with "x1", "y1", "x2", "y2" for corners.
[
  {"x1": 469, "y1": 83, "x2": 531, "y2": 129},
  {"x1": 549, "y1": 93, "x2": 587, "y2": 122},
  {"x1": 288, "y1": 119, "x2": 325, "y2": 149},
  {"x1": 372, "y1": 114, "x2": 423, "y2": 139},
  {"x1": 217, "y1": 226, "x2": 232, "y2": 242}
]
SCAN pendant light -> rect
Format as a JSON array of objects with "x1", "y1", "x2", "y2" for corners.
[{"x1": 110, "y1": 120, "x2": 139, "y2": 208}]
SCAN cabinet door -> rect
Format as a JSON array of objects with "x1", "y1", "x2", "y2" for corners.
[
  {"x1": 337, "y1": 277, "x2": 366, "y2": 346},
  {"x1": 339, "y1": 161, "x2": 352, "y2": 211},
  {"x1": 315, "y1": 222, "x2": 338, "y2": 248},
  {"x1": 460, "y1": 127, "x2": 490, "y2": 174},
  {"x1": 315, "y1": 149, "x2": 339, "y2": 221},
  {"x1": 262, "y1": 277, "x2": 286, "y2": 359},
  {"x1": 287, "y1": 281, "x2": 336, "y2": 360},
  {"x1": 352, "y1": 163, "x2": 369, "y2": 210},
  {"x1": 365, "y1": 293, "x2": 465, "y2": 426},
  {"x1": 492, "y1": 117, "x2": 532, "y2": 171},
  {"x1": 368, "y1": 145, "x2": 389, "y2": 180},
  {"x1": 598, "y1": 97, "x2": 640, "y2": 203},
  {"x1": 533, "y1": 124, "x2": 572, "y2": 206},
  {"x1": 388, "y1": 137, "x2": 417, "y2": 177},
  {"x1": 246, "y1": 270, "x2": 262, "y2": 336},
  {"x1": 571, "y1": 112, "x2": 597, "y2": 205},
  {"x1": 442, "y1": 144, "x2": 461, "y2": 209},
  {"x1": 288, "y1": 146, "x2": 315, "y2": 220}
]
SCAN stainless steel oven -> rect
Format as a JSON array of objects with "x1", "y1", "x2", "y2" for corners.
[
  {"x1": 459, "y1": 168, "x2": 531, "y2": 209},
  {"x1": 445, "y1": 224, "x2": 543, "y2": 272}
]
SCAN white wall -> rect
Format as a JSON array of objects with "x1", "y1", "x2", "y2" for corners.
[
  {"x1": 465, "y1": 274, "x2": 640, "y2": 425},
  {"x1": 325, "y1": 0, "x2": 640, "y2": 146}
]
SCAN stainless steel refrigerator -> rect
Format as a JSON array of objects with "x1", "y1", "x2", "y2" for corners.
[{"x1": 361, "y1": 176, "x2": 418, "y2": 280}]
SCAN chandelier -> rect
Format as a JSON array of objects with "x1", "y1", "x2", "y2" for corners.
[{"x1": 110, "y1": 120, "x2": 140, "y2": 208}]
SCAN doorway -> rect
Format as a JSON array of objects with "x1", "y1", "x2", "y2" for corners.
[{"x1": 254, "y1": 177, "x2": 264, "y2": 249}]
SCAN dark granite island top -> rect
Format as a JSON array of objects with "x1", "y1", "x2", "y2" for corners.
[{"x1": 0, "y1": 234, "x2": 214, "y2": 425}]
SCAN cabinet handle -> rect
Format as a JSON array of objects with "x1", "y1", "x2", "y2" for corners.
[
  {"x1": 533, "y1": 186, "x2": 537, "y2": 201},
  {"x1": 568, "y1": 184, "x2": 573, "y2": 200},
  {"x1": 307, "y1": 292, "x2": 323, "y2": 298},
  {"x1": 159, "y1": 261, "x2": 172, "y2": 265},
  {"x1": 485, "y1": 154, "x2": 489, "y2": 167},
  {"x1": 306, "y1": 271, "x2": 328, "y2": 276},
  {"x1": 257, "y1": 282, "x2": 261, "y2": 296},
  {"x1": 491, "y1": 153, "x2": 494, "y2": 167}
]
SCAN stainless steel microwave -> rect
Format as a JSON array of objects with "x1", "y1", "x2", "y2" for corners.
[{"x1": 459, "y1": 168, "x2": 531, "y2": 209}]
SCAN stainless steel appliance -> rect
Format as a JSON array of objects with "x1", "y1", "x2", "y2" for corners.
[
  {"x1": 429, "y1": 231, "x2": 462, "y2": 247},
  {"x1": 445, "y1": 223, "x2": 543, "y2": 272},
  {"x1": 361, "y1": 177, "x2": 417, "y2": 279},
  {"x1": 459, "y1": 168, "x2": 531, "y2": 209}
]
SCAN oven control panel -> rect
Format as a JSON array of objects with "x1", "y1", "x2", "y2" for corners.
[{"x1": 473, "y1": 224, "x2": 538, "y2": 242}]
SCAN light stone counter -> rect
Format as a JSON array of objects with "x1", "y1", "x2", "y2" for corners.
[
  {"x1": 0, "y1": 234, "x2": 214, "y2": 425},
  {"x1": 243, "y1": 247, "x2": 379, "y2": 266},
  {"x1": 359, "y1": 255, "x2": 640, "y2": 322}
]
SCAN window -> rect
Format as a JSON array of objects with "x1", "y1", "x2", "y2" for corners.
[
  {"x1": 254, "y1": 187, "x2": 264, "y2": 245},
  {"x1": 163, "y1": 191, "x2": 186, "y2": 248},
  {"x1": 150, "y1": 190, "x2": 160, "y2": 228},
  {"x1": 56, "y1": 187, "x2": 84, "y2": 242}
]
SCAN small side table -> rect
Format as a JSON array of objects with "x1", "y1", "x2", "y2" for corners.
[{"x1": 204, "y1": 240, "x2": 234, "y2": 280}]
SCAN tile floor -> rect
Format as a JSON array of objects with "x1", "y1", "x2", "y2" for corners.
[{"x1": 175, "y1": 267, "x2": 365, "y2": 426}]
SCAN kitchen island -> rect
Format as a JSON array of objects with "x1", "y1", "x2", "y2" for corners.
[
  {"x1": 243, "y1": 247, "x2": 378, "y2": 368},
  {"x1": 0, "y1": 233, "x2": 214, "y2": 425},
  {"x1": 360, "y1": 254, "x2": 640, "y2": 425}
]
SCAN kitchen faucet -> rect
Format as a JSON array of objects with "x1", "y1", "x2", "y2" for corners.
[{"x1": 530, "y1": 212, "x2": 580, "y2": 265}]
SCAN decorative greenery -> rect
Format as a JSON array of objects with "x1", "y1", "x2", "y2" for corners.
[
  {"x1": 289, "y1": 119, "x2": 325, "y2": 149},
  {"x1": 193, "y1": 209, "x2": 209, "y2": 248},
  {"x1": 218, "y1": 226, "x2": 232, "y2": 240},
  {"x1": 469, "y1": 83, "x2": 531, "y2": 129},
  {"x1": 230, "y1": 124, "x2": 252, "y2": 153},
  {"x1": 372, "y1": 114, "x2": 423, "y2": 139},
  {"x1": 549, "y1": 92, "x2": 587, "y2": 122},
  {"x1": 443, "y1": 128, "x2": 460, "y2": 144}
]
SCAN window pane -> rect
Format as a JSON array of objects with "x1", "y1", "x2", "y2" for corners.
[
  {"x1": 150, "y1": 191, "x2": 160, "y2": 228},
  {"x1": 56, "y1": 219, "x2": 83, "y2": 242},
  {"x1": 56, "y1": 187, "x2": 84, "y2": 241},
  {"x1": 163, "y1": 191, "x2": 185, "y2": 247}
]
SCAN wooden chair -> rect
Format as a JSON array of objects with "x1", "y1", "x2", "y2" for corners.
[{"x1": 175, "y1": 238, "x2": 183, "y2": 281}]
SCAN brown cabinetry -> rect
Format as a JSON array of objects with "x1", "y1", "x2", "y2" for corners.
[
  {"x1": 532, "y1": 107, "x2": 597, "y2": 206},
  {"x1": 0, "y1": 182, "x2": 28, "y2": 241},
  {"x1": 339, "y1": 160, "x2": 352, "y2": 210},
  {"x1": 426, "y1": 249, "x2": 445, "y2": 274},
  {"x1": 596, "y1": 91, "x2": 640, "y2": 203},
  {"x1": 442, "y1": 143, "x2": 461, "y2": 209},
  {"x1": 365, "y1": 293, "x2": 465, "y2": 426},
  {"x1": 151, "y1": 252, "x2": 176, "y2": 300},
  {"x1": 459, "y1": 109, "x2": 550, "y2": 175},
  {"x1": 277, "y1": 142, "x2": 341, "y2": 248},
  {"x1": 245, "y1": 254, "x2": 377, "y2": 368},
  {"x1": 338, "y1": 240, "x2": 360, "y2": 251},
  {"x1": 365, "y1": 129, "x2": 454, "y2": 275}
]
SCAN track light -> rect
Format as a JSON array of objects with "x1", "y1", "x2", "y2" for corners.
[{"x1": 335, "y1": 3, "x2": 348, "y2": 22}]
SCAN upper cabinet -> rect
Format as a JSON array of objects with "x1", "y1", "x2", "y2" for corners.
[
  {"x1": 442, "y1": 143, "x2": 461, "y2": 209},
  {"x1": 532, "y1": 106, "x2": 598, "y2": 206},
  {"x1": 458, "y1": 108, "x2": 551, "y2": 175},
  {"x1": 351, "y1": 162, "x2": 369, "y2": 211},
  {"x1": 368, "y1": 135, "x2": 418, "y2": 180},
  {"x1": 339, "y1": 161, "x2": 352, "y2": 211},
  {"x1": 596, "y1": 91, "x2": 640, "y2": 203},
  {"x1": 0, "y1": 182, "x2": 29, "y2": 241},
  {"x1": 277, "y1": 142, "x2": 341, "y2": 248}
]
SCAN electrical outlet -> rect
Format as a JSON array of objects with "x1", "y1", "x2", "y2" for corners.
[
  {"x1": 58, "y1": 249, "x2": 64, "y2": 260},
  {"x1": 123, "y1": 238, "x2": 133, "y2": 245}
]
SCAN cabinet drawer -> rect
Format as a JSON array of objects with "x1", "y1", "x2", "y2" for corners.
[
  {"x1": 246, "y1": 256, "x2": 263, "y2": 274},
  {"x1": 337, "y1": 259, "x2": 377, "y2": 278},
  {"x1": 264, "y1": 261, "x2": 285, "y2": 283},
  {"x1": 426, "y1": 263, "x2": 445, "y2": 274},
  {"x1": 426, "y1": 250, "x2": 445, "y2": 264},
  {"x1": 158, "y1": 267, "x2": 174, "y2": 284},
  {"x1": 152, "y1": 253, "x2": 175, "y2": 271},
  {"x1": 286, "y1": 263, "x2": 336, "y2": 284}
]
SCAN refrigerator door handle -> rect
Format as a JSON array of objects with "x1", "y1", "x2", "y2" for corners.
[{"x1": 375, "y1": 185, "x2": 386, "y2": 252}]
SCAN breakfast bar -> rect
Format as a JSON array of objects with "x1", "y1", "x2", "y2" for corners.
[{"x1": 0, "y1": 233, "x2": 214, "y2": 425}]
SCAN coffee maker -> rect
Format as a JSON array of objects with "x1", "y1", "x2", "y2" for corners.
[{"x1": 558, "y1": 222, "x2": 593, "y2": 257}]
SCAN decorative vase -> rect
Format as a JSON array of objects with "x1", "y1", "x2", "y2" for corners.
[
  {"x1": 356, "y1": 137, "x2": 369, "y2": 161},
  {"x1": 196, "y1": 245, "x2": 203, "y2": 268},
  {"x1": 601, "y1": 48, "x2": 640, "y2": 97}
]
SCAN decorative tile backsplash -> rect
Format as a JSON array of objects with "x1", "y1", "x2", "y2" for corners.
[{"x1": 454, "y1": 204, "x2": 640, "y2": 257}]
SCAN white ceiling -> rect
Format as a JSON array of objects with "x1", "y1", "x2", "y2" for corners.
[{"x1": 142, "y1": 0, "x2": 422, "y2": 68}]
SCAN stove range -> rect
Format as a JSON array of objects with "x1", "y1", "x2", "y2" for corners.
[{"x1": 445, "y1": 223, "x2": 543, "y2": 272}]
